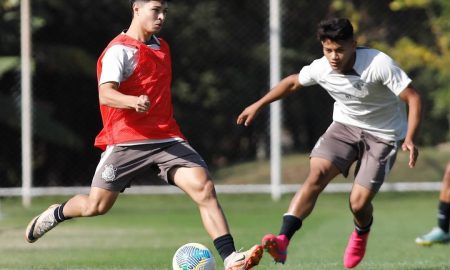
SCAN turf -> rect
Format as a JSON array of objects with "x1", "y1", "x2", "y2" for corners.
[{"x1": 0, "y1": 192, "x2": 449, "y2": 269}]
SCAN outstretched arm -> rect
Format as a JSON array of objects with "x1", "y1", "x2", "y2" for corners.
[
  {"x1": 236, "y1": 74, "x2": 302, "y2": 126},
  {"x1": 398, "y1": 85, "x2": 422, "y2": 168},
  {"x1": 98, "y1": 82, "x2": 150, "y2": 113}
]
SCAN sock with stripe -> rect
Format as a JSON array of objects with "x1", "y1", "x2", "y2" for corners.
[
  {"x1": 53, "y1": 202, "x2": 72, "y2": 223},
  {"x1": 355, "y1": 216, "x2": 373, "y2": 235}
]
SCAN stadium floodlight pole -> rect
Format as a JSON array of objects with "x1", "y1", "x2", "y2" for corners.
[
  {"x1": 269, "y1": 0, "x2": 282, "y2": 201},
  {"x1": 21, "y1": 0, "x2": 33, "y2": 207}
]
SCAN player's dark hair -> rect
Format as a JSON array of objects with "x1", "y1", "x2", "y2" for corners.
[
  {"x1": 129, "y1": 0, "x2": 170, "y2": 16},
  {"x1": 317, "y1": 18, "x2": 354, "y2": 42}
]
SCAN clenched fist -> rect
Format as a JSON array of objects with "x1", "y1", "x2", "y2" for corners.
[{"x1": 135, "y1": 95, "x2": 150, "y2": 113}]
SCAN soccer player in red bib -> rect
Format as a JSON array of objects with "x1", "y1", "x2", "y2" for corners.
[
  {"x1": 25, "y1": 1, "x2": 263, "y2": 269},
  {"x1": 237, "y1": 18, "x2": 422, "y2": 268}
]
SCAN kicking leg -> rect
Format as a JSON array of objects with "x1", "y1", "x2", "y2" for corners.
[
  {"x1": 287, "y1": 158, "x2": 341, "y2": 219},
  {"x1": 263, "y1": 157, "x2": 340, "y2": 264},
  {"x1": 63, "y1": 187, "x2": 119, "y2": 217},
  {"x1": 25, "y1": 187, "x2": 119, "y2": 243}
]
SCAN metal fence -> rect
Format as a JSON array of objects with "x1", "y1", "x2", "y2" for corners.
[{"x1": 1, "y1": 0, "x2": 449, "y2": 200}]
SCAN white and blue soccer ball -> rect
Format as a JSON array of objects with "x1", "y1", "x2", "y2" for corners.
[{"x1": 172, "y1": 242, "x2": 216, "y2": 270}]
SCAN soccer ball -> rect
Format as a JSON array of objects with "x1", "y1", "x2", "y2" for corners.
[{"x1": 172, "y1": 242, "x2": 216, "y2": 270}]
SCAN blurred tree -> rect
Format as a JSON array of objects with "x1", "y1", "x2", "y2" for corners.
[
  {"x1": 0, "y1": 0, "x2": 85, "y2": 186},
  {"x1": 165, "y1": 0, "x2": 269, "y2": 165},
  {"x1": 0, "y1": 0, "x2": 449, "y2": 187},
  {"x1": 372, "y1": 0, "x2": 450, "y2": 142}
]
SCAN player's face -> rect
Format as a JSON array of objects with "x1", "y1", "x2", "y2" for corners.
[
  {"x1": 321, "y1": 38, "x2": 356, "y2": 73},
  {"x1": 134, "y1": 1, "x2": 168, "y2": 34}
]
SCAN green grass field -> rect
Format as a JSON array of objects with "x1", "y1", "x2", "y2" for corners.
[{"x1": 0, "y1": 192, "x2": 449, "y2": 270}]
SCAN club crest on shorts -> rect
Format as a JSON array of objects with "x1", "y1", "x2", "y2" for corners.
[{"x1": 101, "y1": 164, "x2": 117, "y2": 182}]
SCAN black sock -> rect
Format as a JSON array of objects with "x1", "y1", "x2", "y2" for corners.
[
  {"x1": 213, "y1": 234, "x2": 236, "y2": 261},
  {"x1": 437, "y1": 201, "x2": 450, "y2": 233},
  {"x1": 355, "y1": 216, "x2": 373, "y2": 235},
  {"x1": 54, "y1": 202, "x2": 72, "y2": 223},
  {"x1": 279, "y1": 214, "x2": 302, "y2": 240}
]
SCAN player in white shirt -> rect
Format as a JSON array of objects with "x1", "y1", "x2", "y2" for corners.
[{"x1": 237, "y1": 18, "x2": 422, "y2": 269}]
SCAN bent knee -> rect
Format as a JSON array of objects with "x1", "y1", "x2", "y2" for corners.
[
  {"x1": 200, "y1": 180, "x2": 216, "y2": 198},
  {"x1": 349, "y1": 202, "x2": 364, "y2": 214},
  {"x1": 348, "y1": 197, "x2": 371, "y2": 215},
  {"x1": 82, "y1": 203, "x2": 110, "y2": 217},
  {"x1": 194, "y1": 180, "x2": 217, "y2": 204}
]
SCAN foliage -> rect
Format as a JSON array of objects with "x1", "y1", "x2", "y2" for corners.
[
  {"x1": 0, "y1": 56, "x2": 18, "y2": 76},
  {"x1": 380, "y1": 0, "x2": 450, "y2": 140},
  {"x1": 0, "y1": 0, "x2": 449, "y2": 187},
  {"x1": 389, "y1": 0, "x2": 432, "y2": 10}
]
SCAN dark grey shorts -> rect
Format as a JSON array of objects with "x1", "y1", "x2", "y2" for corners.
[
  {"x1": 310, "y1": 122, "x2": 398, "y2": 192},
  {"x1": 91, "y1": 141, "x2": 208, "y2": 192}
]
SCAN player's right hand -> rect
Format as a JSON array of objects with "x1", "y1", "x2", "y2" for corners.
[
  {"x1": 237, "y1": 103, "x2": 261, "y2": 126},
  {"x1": 135, "y1": 95, "x2": 150, "y2": 113}
]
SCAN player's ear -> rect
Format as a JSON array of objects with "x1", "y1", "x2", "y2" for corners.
[{"x1": 132, "y1": 1, "x2": 141, "y2": 16}]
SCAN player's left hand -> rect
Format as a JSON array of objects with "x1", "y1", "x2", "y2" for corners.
[{"x1": 402, "y1": 141, "x2": 418, "y2": 168}]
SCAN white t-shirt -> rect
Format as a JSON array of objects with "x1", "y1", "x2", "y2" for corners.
[
  {"x1": 299, "y1": 47, "x2": 411, "y2": 141},
  {"x1": 99, "y1": 34, "x2": 161, "y2": 85}
]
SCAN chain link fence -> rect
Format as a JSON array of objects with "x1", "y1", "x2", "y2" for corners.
[{"x1": 1, "y1": 0, "x2": 449, "y2": 191}]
